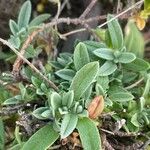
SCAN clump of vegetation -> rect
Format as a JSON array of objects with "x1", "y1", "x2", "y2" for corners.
[{"x1": 0, "y1": 0, "x2": 150, "y2": 150}]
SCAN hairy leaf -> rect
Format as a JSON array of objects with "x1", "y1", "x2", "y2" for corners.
[
  {"x1": 8, "y1": 36, "x2": 20, "y2": 49},
  {"x1": 123, "y1": 58, "x2": 150, "y2": 72},
  {"x1": 62, "y1": 91, "x2": 74, "y2": 108},
  {"x1": 74, "y1": 42, "x2": 90, "y2": 70},
  {"x1": 60, "y1": 114, "x2": 78, "y2": 139},
  {"x1": 18, "y1": 1, "x2": 31, "y2": 29},
  {"x1": 50, "y1": 92, "x2": 62, "y2": 110},
  {"x1": 109, "y1": 92, "x2": 134, "y2": 102},
  {"x1": 107, "y1": 14, "x2": 123, "y2": 49},
  {"x1": 125, "y1": 21, "x2": 144, "y2": 58},
  {"x1": 32, "y1": 107, "x2": 49, "y2": 120},
  {"x1": 22, "y1": 124, "x2": 59, "y2": 150},
  {"x1": 70, "y1": 62, "x2": 99, "y2": 100},
  {"x1": 29, "y1": 14, "x2": 50, "y2": 26},
  {"x1": 9, "y1": 20, "x2": 19, "y2": 35},
  {"x1": 99, "y1": 61, "x2": 117, "y2": 76},
  {"x1": 55, "y1": 69, "x2": 75, "y2": 81},
  {"x1": 93, "y1": 48, "x2": 114, "y2": 60},
  {"x1": 117, "y1": 52, "x2": 136, "y2": 63},
  {"x1": 77, "y1": 118, "x2": 101, "y2": 150}
]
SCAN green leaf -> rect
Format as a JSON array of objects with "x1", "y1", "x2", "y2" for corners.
[
  {"x1": 96, "y1": 84, "x2": 105, "y2": 96},
  {"x1": 76, "y1": 117, "x2": 101, "y2": 150},
  {"x1": 83, "y1": 85, "x2": 93, "y2": 103},
  {"x1": 25, "y1": 46, "x2": 42, "y2": 59},
  {"x1": 74, "y1": 42, "x2": 90, "y2": 70},
  {"x1": 9, "y1": 20, "x2": 19, "y2": 35},
  {"x1": 117, "y1": 52, "x2": 136, "y2": 63},
  {"x1": 22, "y1": 124, "x2": 59, "y2": 150},
  {"x1": 125, "y1": 21, "x2": 145, "y2": 58},
  {"x1": 32, "y1": 107, "x2": 49, "y2": 120},
  {"x1": 131, "y1": 113, "x2": 140, "y2": 127},
  {"x1": 29, "y1": 14, "x2": 50, "y2": 27},
  {"x1": 62, "y1": 91, "x2": 74, "y2": 108},
  {"x1": 84, "y1": 41, "x2": 106, "y2": 50},
  {"x1": 0, "y1": 119, "x2": 4, "y2": 150},
  {"x1": 93, "y1": 28, "x2": 106, "y2": 41},
  {"x1": 36, "y1": 88, "x2": 44, "y2": 95},
  {"x1": 83, "y1": 41, "x2": 106, "y2": 61},
  {"x1": 8, "y1": 36, "x2": 20, "y2": 49},
  {"x1": 107, "y1": 14, "x2": 124, "y2": 49},
  {"x1": 19, "y1": 83, "x2": 26, "y2": 99},
  {"x1": 55, "y1": 69, "x2": 76, "y2": 81},
  {"x1": 60, "y1": 114, "x2": 78, "y2": 139},
  {"x1": 50, "y1": 92, "x2": 62, "y2": 110},
  {"x1": 96, "y1": 76, "x2": 109, "y2": 91},
  {"x1": 93, "y1": 48, "x2": 114, "y2": 60},
  {"x1": 31, "y1": 76, "x2": 41, "y2": 88},
  {"x1": 139, "y1": 97, "x2": 145, "y2": 111},
  {"x1": 123, "y1": 58, "x2": 150, "y2": 72},
  {"x1": 144, "y1": 0, "x2": 150, "y2": 12},
  {"x1": 105, "y1": 29, "x2": 112, "y2": 47},
  {"x1": 70, "y1": 62, "x2": 99, "y2": 100},
  {"x1": 109, "y1": 92, "x2": 134, "y2": 102},
  {"x1": 8, "y1": 143, "x2": 24, "y2": 150},
  {"x1": 3, "y1": 95, "x2": 22, "y2": 105},
  {"x1": 18, "y1": 0, "x2": 31, "y2": 29},
  {"x1": 41, "y1": 110, "x2": 52, "y2": 118},
  {"x1": 40, "y1": 83, "x2": 48, "y2": 92},
  {"x1": 15, "y1": 126, "x2": 22, "y2": 145},
  {"x1": 99, "y1": 61, "x2": 117, "y2": 76},
  {"x1": 143, "y1": 74, "x2": 150, "y2": 97}
]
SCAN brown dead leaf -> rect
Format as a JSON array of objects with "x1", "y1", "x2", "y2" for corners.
[{"x1": 87, "y1": 95, "x2": 104, "y2": 119}]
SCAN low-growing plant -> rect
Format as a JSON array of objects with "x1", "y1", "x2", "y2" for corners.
[{"x1": 0, "y1": 0, "x2": 150, "y2": 150}]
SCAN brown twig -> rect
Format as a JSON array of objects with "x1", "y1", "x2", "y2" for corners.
[
  {"x1": 12, "y1": 15, "x2": 106, "y2": 75},
  {"x1": 62, "y1": 0, "x2": 143, "y2": 37},
  {"x1": 125, "y1": 77, "x2": 144, "y2": 90},
  {"x1": 12, "y1": 0, "x2": 144, "y2": 78},
  {"x1": 0, "y1": 38, "x2": 59, "y2": 91},
  {"x1": 79, "y1": 0, "x2": 97, "y2": 19},
  {"x1": 12, "y1": 30, "x2": 39, "y2": 76}
]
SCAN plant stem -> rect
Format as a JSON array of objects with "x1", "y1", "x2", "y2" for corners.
[
  {"x1": 0, "y1": 38, "x2": 59, "y2": 92},
  {"x1": 125, "y1": 77, "x2": 144, "y2": 90}
]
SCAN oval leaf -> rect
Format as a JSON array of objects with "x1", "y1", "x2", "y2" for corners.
[
  {"x1": 76, "y1": 117, "x2": 101, "y2": 150},
  {"x1": 70, "y1": 62, "x2": 99, "y2": 100},
  {"x1": 123, "y1": 58, "x2": 150, "y2": 72},
  {"x1": 93, "y1": 48, "x2": 114, "y2": 60},
  {"x1": 32, "y1": 107, "x2": 49, "y2": 120},
  {"x1": 110, "y1": 92, "x2": 134, "y2": 102},
  {"x1": 50, "y1": 92, "x2": 62, "y2": 110},
  {"x1": 9, "y1": 20, "x2": 19, "y2": 35},
  {"x1": 131, "y1": 113, "x2": 140, "y2": 127},
  {"x1": 3, "y1": 95, "x2": 22, "y2": 105},
  {"x1": 8, "y1": 36, "x2": 21, "y2": 49},
  {"x1": 60, "y1": 114, "x2": 78, "y2": 139},
  {"x1": 18, "y1": 0, "x2": 31, "y2": 29},
  {"x1": 117, "y1": 52, "x2": 136, "y2": 63},
  {"x1": 29, "y1": 14, "x2": 51, "y2": 27},
  {"x1": 99, "y1": 61, "x2": 117, "y2": 76},
  {"x1": 62, "y1": 90, "x2": 74, "y2": 108},
  {"x1": 74, "y1": 42, "x2": 90, "y2": 70},
  {"x1": 55, "y1": 69, "x2": 76, "y2": 81},
  {"x1": 125, "y1": 21, "x2": 144, "y2": 58},
  {"x1": 107, "y1": 14, "x2": 123, "y2": 49},
  {"x1": 22, "y1": 124, "x2": 59, "y2": 150}
]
